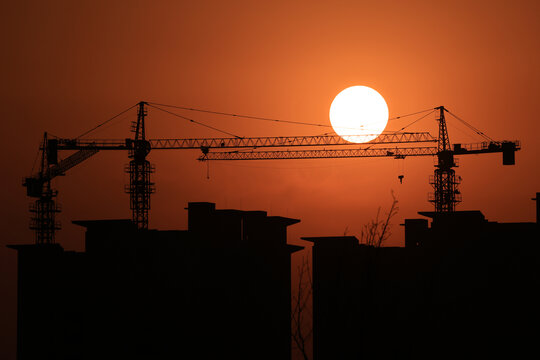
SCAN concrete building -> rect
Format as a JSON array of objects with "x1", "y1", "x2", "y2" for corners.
[
  {"x1": 9, "y1": 202, "x2": 302, "y2": 360},
  {"x1": 306, "y1": 194, "x2": 539, "y2": 359}
]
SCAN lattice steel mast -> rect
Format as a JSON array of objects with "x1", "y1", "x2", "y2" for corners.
[
  {"x1": 429, "y1": 106, "x2": 461, "y2": 212},
  {"x1": 23, "y1": 132, "x2": 99, "y2": 244},
  {"x1": 125, "y1": 101, "x2": 155, "y2": 230},
  {"x1": 26, "y1": 133, "x2": 61, "y2": 244}
]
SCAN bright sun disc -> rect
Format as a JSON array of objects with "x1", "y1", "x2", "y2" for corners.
[{"x1": 329, "y1": 86, "x2": 389, "y2": 143}]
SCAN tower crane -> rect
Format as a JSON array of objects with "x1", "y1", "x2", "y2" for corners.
[{"x1": 23, "y1": 102, "x2": 520, "y2": 244}]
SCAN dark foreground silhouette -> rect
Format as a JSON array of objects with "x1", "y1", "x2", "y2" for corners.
[
  {"x1": 9, "y1": 194, "x2": 539, "y2": 359},
  {"x1": 9, "y1": 202, "x2": 302, "y2": 360},
  {"x1": 306, "y1": 193, "x2": 539, "y2": 359}
]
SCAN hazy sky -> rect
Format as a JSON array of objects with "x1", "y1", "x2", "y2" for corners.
[{"x1": 1, "y1": 1, "x2": 539, "y2": 358}]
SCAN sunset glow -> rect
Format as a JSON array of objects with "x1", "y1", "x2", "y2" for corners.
[{"x1": 2, "y1": 2, "x2": 539, "y2": 360}]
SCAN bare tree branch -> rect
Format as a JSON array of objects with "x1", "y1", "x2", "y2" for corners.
[
  {"x1": 292, "y1": 193, "x2": 399, "y2": 360},
  {"x1": 292, "y1": 254, "x2": 312, "y2": 360},
  {"x1": 360, "y1": 191, "x2": 399, "y2": 248}
]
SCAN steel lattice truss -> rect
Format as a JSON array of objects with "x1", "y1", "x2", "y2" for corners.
[
  {"x1": 55, "y1": 132, "x2": 437, "y2": 150},
  {"x1": 44, "y1": 149, "x2": 99, "y2": 180},
  {"x1": 200, "y1": 146, "x2": 438, "y2": 160}
]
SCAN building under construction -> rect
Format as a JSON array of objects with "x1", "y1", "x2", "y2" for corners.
[
  {"x1": 305, "y1": 193, "x2": 539, "y2": 359},
  {"x1": 9, "y1": 202, "x2": 302, "y2": 360},
  {"x1": 10, "y1": 194, "x2": 539, "y2": 359},
  {"x1": 12, "y1": 100, "x2": 532, "y2": 360}
]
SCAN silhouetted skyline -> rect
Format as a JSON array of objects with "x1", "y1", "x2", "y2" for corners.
[
  {"x1": 9, "y1": 203, "x2": 302, "y2": 360},
  {"x1": 7, "y1": 195, "x2": 539, "y2": 360},
  {"x1": 306, "y1": 201, "x2": 539, "y2": 359},
  {"x1": 1, "y1": 2, "x2": 539, "y2": 359}
]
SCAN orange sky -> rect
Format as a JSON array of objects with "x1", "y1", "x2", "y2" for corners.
[{"x1": 1, "y1": 1, "x2": 539, "y2": 358}]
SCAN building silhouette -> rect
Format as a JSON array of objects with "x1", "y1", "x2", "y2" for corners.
[
  {"x1": 9, "y1": 202, "x2": 302, "y2": 360},
  {"x1": 305, "y1": 193, "x2": 539, "y2": 359}
]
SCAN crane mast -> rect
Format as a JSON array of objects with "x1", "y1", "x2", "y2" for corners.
[
  {"x1": 27, "y1": 133, "x2": 61, "y2": 244},
  {"x1": 431, "y1": 106, "x2": 460, "y2": 212},
  {"x1": 126, "y1": 102, "x2": 155, "y2": 230},
  {"x1": 23, "y1": 102, "x2": 520, "y2": 243}
]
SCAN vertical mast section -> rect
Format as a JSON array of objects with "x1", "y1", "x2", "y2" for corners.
[
  {"x1": 28, "y1": 133, "x2": 61, "y2": 244},
  {"x1": 437, "y1": 105, "x2": 451, "y2": 152},
  {"x1": 125, "y1": 101, "x2": 155, "y2": 229},
  {"x1": 429, "y1": 106, "x2": 461, "y2": 212}
]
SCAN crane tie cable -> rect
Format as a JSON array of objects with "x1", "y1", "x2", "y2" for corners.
[
  {"x1": 72, "y1": 101, "x2": 438, "y2": 143},
  {"x1": 390, "y1": 108, "x2": 435, "y2": 120},
  {"x1": 76, "y1": 103, "x2": 139, "y2": 139},
  {"x1": 392, "y1": 109, "x2": 437, "y2": 133},
  {"x1": 148, "y1": 101, "x2": 332, "y2": 128},
  {"x1": 147, "y1": 104, "x2": 243, "y2": 138},
  {"x1": 147, "y1": 102, "x2": 434, "y2": 128},
  {"x1": 446, "y1": 110, "x2": 493, "y2": 142}
]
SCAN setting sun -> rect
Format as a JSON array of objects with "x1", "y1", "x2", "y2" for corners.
[{"x1": 329, "y1": 86, "x2": 389, "y2": 143}]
